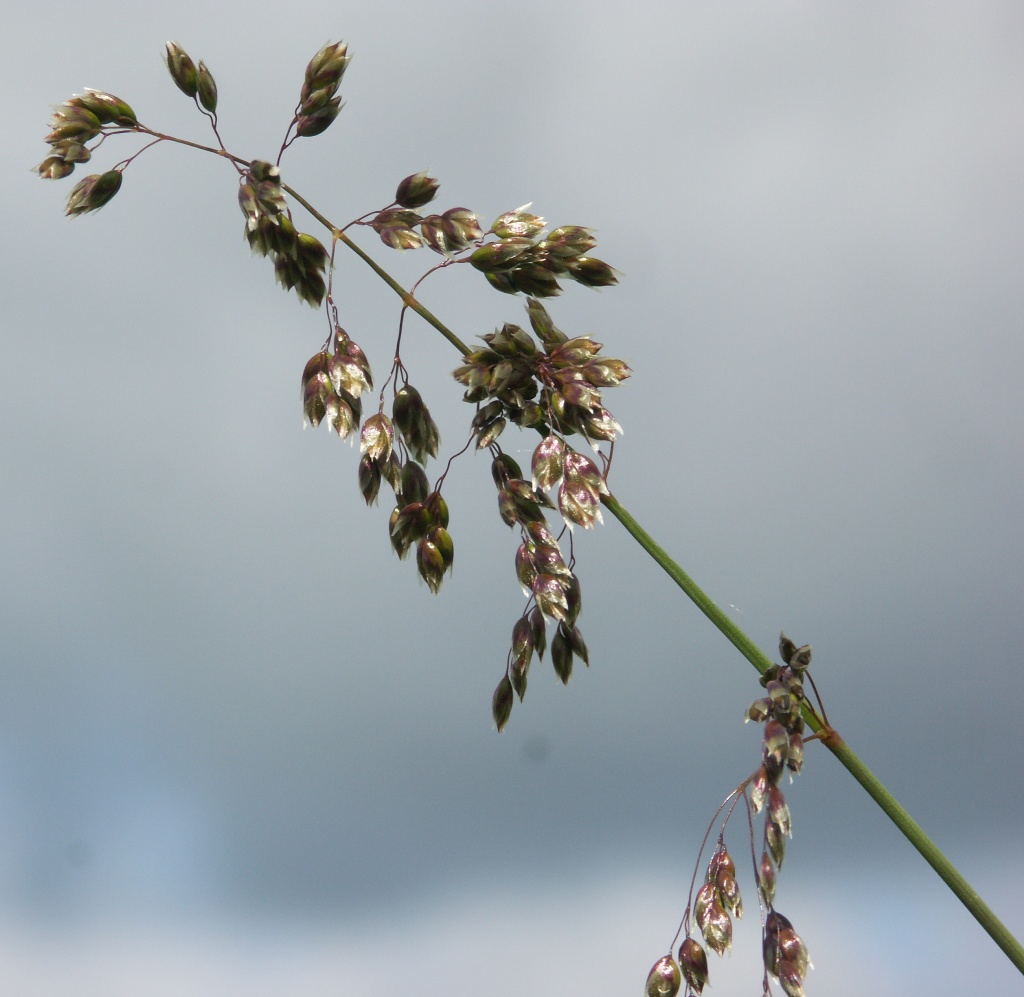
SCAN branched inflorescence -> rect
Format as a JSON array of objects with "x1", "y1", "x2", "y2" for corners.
[
  {"x1": 239, "y1": 159, "x2": 331, "y2": 306},
  {"x1": 38, "y1": 34, "x2": 1023, "y2": 990},
  {"x1": 451, "y1": 298, "x2": 631, "y2": 727},
  {"x1": 36, "y1": 38, "x2": 630, "y2": 728},
  {"x1": 646, "y1": 634, "x2": 818, "y2": 997}
]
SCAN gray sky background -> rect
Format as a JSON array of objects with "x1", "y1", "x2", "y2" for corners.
[{"x1": 5, "y1": 2, "x2": 1024, "y2": 994}]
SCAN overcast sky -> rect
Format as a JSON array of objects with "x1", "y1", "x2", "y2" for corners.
[{"x1": 6, "y1": 2, "x2": 1024, "y2": 994}]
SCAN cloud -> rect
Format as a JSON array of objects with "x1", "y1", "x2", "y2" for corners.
[{"x1": 1, "y1": 856, "x2": 1020, "y2": 996}]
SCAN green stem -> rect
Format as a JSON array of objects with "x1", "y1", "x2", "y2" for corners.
[
  {"x1": 824, "y1": 732, "x2": 1024, "y2": 972},
  {"x1": 601, "y1": 495, "x2": 775, "y2": 678},
  {"x1": 275, "y1": 178, "x2": 1022, "y2": 972},
  {"x1": 602, "y1": 495, "x2": 1024, "y2": 973}
]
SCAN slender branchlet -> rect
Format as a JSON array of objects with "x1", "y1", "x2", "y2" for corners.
[
  {"x1": 647, "y1": 633, "x2": 818, "y2": 997},
  {"x1": 37, "y1": 38, "x2": 627, "y2": 717}
]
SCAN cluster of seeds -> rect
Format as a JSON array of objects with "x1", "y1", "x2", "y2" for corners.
[
  {"x1": 392, "y1": 384, "x2": 439, "y2": 465},
  {"x1": 293, "y1": 41, "x2": 351, "y2": 138},
  {"x1": 301, "y1": 326, "x2": 450, "y2": 592},
  {"x1": 646, "y1": 842, "x2": 741, "y2": 997},
  {"x1": 37, "y1": 91, "x2": 137, "y2": 213},
  {"x1": 763, "y1": 910, "x2": 812, "y2": 997},
  {"x1": 38, "y1": 91, "x2": 135, "y2": 179},
  {"x1": 451, "y1": 300, "x2": 628, "y2": 728},
  {"x1": 531, "y1": 435, "x2": 610, "y2": 530},
  {"x1": 164, "y1": 41, "x2": 218, "y2": 114},
  {"x1": 365, "y1": 184, "x2": 616, "y2": 301},
  {"x1": 369, "y1": 175, "x2": 484, "y2": 254},
  {"x1": 301, "y1": 325, "x2": 372, "y2": 440},
  {"x1": 367, "y1": 391, "x2": 449, "y2": 593},
  {"x1": 469, "y1": 212, "x2": 618, "y2": 297},
  {"x1": 453, "y1": 298, "x2": 629, "y2": 449},
  {"x1": 646, "y1": 634, "x2": 816, "y2": 997},
  {"x1": 743, "y1": 634, "x2": 813, "y2": 996},
  {"x1": 239, "y1": 160, "x2": 330, "y2": 307},
  {"x1": 695, "y1": 842, "x2": 743, "y2": 957},
  {"x1": 746, "y1": 634, "x2": 811, "y2": 887},
  {"x1": 358, "y1": 386, "x2": 440, "y2": 516},
  {"x1": 388, "y1": 464, "x2": 453, "y2": 595},
  {"x1": 490, "y1": 452, "x2": 588, "y2": 731}
]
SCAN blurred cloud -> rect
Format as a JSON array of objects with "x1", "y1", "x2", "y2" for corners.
[{"x1": 0, "y1": 857, "x2": 1021, "y2": 996}]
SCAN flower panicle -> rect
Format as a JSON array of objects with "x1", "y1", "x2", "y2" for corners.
[
  {"x1": 64, "y1": 169, "x2": 123, "y2": 216},
  {"x1": 453, "y1": 297, "x2": 630, "y2": 453},
  {"x1": 490, "y1": 450, "x2": 589, "y2": 730},
  {"x1": 368, "y1": 196, "x2": 482, "y2": 255},
  {"x1": 468, "y1": 212, "x2": 618, "y2": 298},
  {"x1": 300, "y1": 326, "x2": 372, "y2": 439},
  {"x1": 240, "y1": 160, "x2": 329, "y2": 307},
  {"x1": 37, "y1": 90, "x2": 138, "y2": 186},
  {"x1": 648, "y1": 634, "x2": 817, "y2": 995},
  {"x1": 294, "y1": 41, "x2": 350, "y2": 138}
]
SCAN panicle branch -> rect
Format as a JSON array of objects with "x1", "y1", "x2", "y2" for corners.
[{"x1": 646, "y1": 633, "x2": 818, "y2": 997}]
